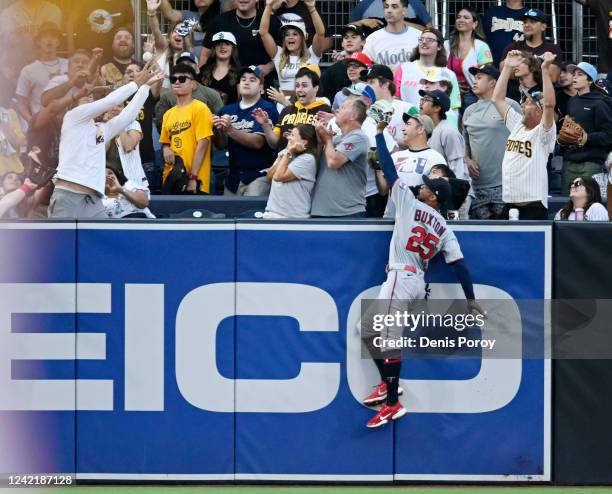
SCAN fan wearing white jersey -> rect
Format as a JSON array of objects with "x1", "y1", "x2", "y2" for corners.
[
  {"x1": 491, "y1": 49, "x2": 556, "y2": 220},
  {"x1": 49, "y1": 62, "x2": 163, "y2": 218},
  {"x1": 362, "y1": 119, "x2": 484, "y2": 428},
  {"x1": 376, "y1": 112, "x2": 447, "y2": 218}
]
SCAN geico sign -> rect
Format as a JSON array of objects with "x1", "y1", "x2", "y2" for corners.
[{"x1": 0, "y1": 283, "x2": 522, "y2": 413}]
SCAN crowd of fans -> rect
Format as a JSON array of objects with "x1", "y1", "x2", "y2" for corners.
[{"x1": 0, "y1": 0, "x2": 611, "y2": 221}]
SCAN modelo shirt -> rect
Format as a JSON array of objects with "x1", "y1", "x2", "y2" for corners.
[
  {"x1": 310, "y1": 129, "x2": 369, "y2": 216},
  {"x1": 462, "y1": 97, "x2": 522, "y2": 189},
  {"x1": 362, "y1": 25, "x2": 422, "y2": 71},
  {"x1": 265, "y1": 153, "x2": 317, "y2": 218},
  {"x1": 483, "y1": 4, "x2": 527, "y2": 64},
  {"x1": 220, "y1": 98, "x2": 279, "y2": 192}
]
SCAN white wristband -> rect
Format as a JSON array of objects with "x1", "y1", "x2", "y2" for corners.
[{"x1": 142, "y1": 51, "x2": 153, "y2": 62}]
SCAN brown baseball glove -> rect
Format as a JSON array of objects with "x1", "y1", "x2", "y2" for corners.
[{"x1": 557, "y1": 115, "x2": 588, "y2": 147}]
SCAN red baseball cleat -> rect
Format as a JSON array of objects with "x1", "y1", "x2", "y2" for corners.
[
  {"x1": 366, "y1": 402, "x2": 407, "y2": 428},
  {"x1": 362, "y1": 381, "x2": 404, "y2": 406}
]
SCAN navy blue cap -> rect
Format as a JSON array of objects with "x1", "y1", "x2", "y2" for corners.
[
  {"x1": 468, "y1": 63, "x2": 501, "y2": 80},
  {"x1": 422, "y1": 175, "x2": 452, "y2": 210},
  {"x1": 522, "y1": 8, "x2": 548, "y2": 23},
  {"x1": 418, "y1": 89, "x2": 450, "y2": 112}
]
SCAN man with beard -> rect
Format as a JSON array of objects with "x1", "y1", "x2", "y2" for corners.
[
  {"x1": 492, "y1": 50, "x2": 556, "y2": 220},
  {"x1": 500, "y1": 9, "x2": 562, "y2": 82},
  {"x1": 99, "y1": 27, "x2": 139, "y2": 86}
]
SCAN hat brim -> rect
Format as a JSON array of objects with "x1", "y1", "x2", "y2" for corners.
[{"x1": 522, "y1": 15, "x2": 547, "y2": 23}]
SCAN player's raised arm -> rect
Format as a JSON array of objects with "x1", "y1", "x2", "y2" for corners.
[{"x1": 375, "y1": 122, "x2": 399, "y2": 188}]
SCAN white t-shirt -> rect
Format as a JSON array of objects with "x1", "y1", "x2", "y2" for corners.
[
  {"x1": 388, "y1": 178, "x2": 463, "y2": 272},
  {"x1": 384, "y1": 146, "x2": 447, "y2": 217},
  {"x1": 554, "y1": 203, "x2": 609, "y2": 221},
  {"x1": 103, "y1": 179, "x2": 149, "y2": 218},
  {"x1": 273, "y1": 45, "x2": 320, "y2": 91},
  {"x1": 16, "y1": 58, "x2": 69, "y2": 115},
  {"x1": 502, "y1": 107, "x2": 555, "y2": 207},
  {"x1": 394, "y1": 62, "x2": 461, "y2": 112},
  {"x1": 362, "y1": 26, "x2": 421, "y2": 71},
  {"x1": 57, "y1": 82, "x2": 150, "y2": 195},
  {"x1": 265, "y1": 153, "x2": 317, "y2": 218}
]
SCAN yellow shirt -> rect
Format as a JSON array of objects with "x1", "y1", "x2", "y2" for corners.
[
  {"x1": 0, "y1": 109, "x2": 25, "y2": 176},
  {"x1": 160, "y1": 99, "x2": 213, "y2": 193}
]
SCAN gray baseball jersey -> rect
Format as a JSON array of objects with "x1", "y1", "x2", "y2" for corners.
[{"x1": 388, "y1": 179, "x2": 464, "y2": 272}]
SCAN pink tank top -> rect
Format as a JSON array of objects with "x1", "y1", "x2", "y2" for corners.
[{"x1": 448, "y1": 55, "x2": 467, "y2": 84}]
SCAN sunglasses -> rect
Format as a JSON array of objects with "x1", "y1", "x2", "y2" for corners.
[
  {"x1": 170, "y1": 75, "x2": 193, "y2": 84},
  {"x1": 570, "y1": 180, "x2": 584, "y2": 188}
]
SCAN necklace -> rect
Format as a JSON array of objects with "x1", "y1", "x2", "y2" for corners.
[{"x1": 235, "y1": 13, "x2": 256, "y2": 28}]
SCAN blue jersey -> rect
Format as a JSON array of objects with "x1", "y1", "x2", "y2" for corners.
[
  {"x1": 483, "y1": 5, "x2": 527, "y2": 65},
  {"x1": 219, "y1": 98, "x2": 279, "y2": 192}
]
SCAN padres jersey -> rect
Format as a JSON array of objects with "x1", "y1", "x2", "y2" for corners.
[
  {"x1": 502, "y1": 107, "x2": 555, "y2": 206},
  {"x1": 389, "y1": 179, "x2": 463, "y2": 272}
]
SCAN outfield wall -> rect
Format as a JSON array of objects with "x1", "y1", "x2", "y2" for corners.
[{"x1": 0, "y1": 220, "x2": 554, "y2": 481}]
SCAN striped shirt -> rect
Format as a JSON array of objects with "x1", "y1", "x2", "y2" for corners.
[{"x1": 502, "y1": 107, "x2": 555, "y2": 207}]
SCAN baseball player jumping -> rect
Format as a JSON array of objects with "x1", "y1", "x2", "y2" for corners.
[{"x1": 362, "y1": 114, "x2": 486, "y2": 428}]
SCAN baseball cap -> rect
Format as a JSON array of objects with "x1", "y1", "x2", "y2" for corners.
[
  {"x1": 238, "y1": 65, "x2": 263, "y2": 80},
  {"x1": 560, "y1": 61, "x2": 578, "y2": 72},
  {"x1": 280, "y1": 13, "x2": 307, "y2": 37},
  {"x1": 574, "y1": 61, "x2": 598, "y2": 82},
  {"x1": 402, "y1": 112, "x2": 434, "y2": 136},
  {"x1": 342, "y1": 82, "x2": 377, "y2": 103},
  {"x1": 360, "y1": 64, "x2": 394, "y2": 82},
  {"x1": 468, "y1": 64, "x2": 501, "y2": 80},
  {"x1": 212, "y1": 31, "x2": 237, "y2": 45},
  {"x1": 522, "y1": 8, "x2": 548, "y2": 23},
  {"x1": 344, "y1": 51, "x2": 373, "y2": 68},
  {"x1": 342, "y1": 24, "x2": 366, "y2": 38},
  {"x1": 298, "y1": 62, "x2": 321, "y2": 77},
  {"x1": 419, "y1": 73, "x2": 453, "y2": 84},
  {"x1": 418, "y1": 89, "x2": 450, "y2": 112},
  {"x1": 176, "y1": 51, "x2": 198, "y2": 65},
  {"x1": 421, "y1": 175, "x2": 452, "y2": 210},
  {"x1": 35, "y1": 22, "x2": 62, "y2": 41}
]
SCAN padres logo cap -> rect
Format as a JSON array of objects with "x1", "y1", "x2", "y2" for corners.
[{"x1": 212, "y1": 32, "x2": 237, "y2": 45}]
